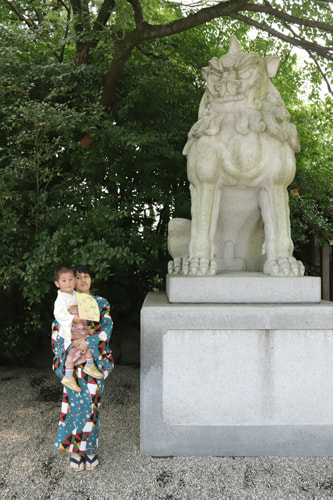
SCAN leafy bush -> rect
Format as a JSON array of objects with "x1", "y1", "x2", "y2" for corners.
[{"x1": 0, "y1": 7, "x2": 331, "y2": 364}]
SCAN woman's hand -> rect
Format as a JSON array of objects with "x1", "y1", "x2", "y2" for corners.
[{"x1": 71, "y1": 339, "x2": 88, "y2": 353}]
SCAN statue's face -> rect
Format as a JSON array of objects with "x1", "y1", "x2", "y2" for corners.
[{"x1": 203, "y1": 46, "x2": 278, "y2": 114}]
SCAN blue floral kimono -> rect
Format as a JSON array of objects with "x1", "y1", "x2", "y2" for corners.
[{"x1": 52, "y1": 295, "x2": 114, "y2": 456}]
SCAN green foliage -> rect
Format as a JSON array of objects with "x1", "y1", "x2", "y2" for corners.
[
  {"x1": 0, "y1": 34, "x2": 138, "y2": 362},
  {"x1": 290, "y1": 97, "x2": 333, "y2": 249},
  {"x1": 0, "y1": 0, "x2": 332, "y2": 363}
]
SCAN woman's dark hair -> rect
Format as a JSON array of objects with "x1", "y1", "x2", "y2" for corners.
[{"x1": 73, "y1": 264, "x2": 94, "y2": 279}]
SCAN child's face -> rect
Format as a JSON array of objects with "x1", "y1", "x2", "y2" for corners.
[{"x1": 54, "y1": 272, "x2": 76, "y2": 294}]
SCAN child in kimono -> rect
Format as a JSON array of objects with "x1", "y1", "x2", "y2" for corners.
[{"x1": 54, "y1": 265, "x2": 103, "y2": 392}]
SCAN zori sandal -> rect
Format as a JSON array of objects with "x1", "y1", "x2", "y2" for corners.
[
  {"x1": 85, "y1": 454, "x2": 99, "y2": 470},
  {"x1": 61, "y1": 375, "x2": 81, "y2": 392},
  {"x1": 70, "y1": 453, "x2": 85, "y2": 471},
  {"x1": 83, "y1": 363, "x2": 104, "y2": 379}
]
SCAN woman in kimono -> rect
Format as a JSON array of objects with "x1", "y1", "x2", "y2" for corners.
[{"x1": 52, "y1": 264, "x2": 114, "y2": 471}]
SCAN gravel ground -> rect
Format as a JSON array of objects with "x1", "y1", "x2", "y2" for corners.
[{"x1": 1, "y1": 365, "x2": 333, "y2": 500}]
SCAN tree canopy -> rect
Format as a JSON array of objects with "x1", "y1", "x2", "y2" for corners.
[
  {"x1": 1, "y1": 0, "x2": 332, "y2": 106},
  {"x1": 0, "y1": 0, "x2": 332, "y2": 363}
]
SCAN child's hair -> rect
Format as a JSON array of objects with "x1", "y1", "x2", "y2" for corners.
[
  {"x1": 54, "y1": 265, "x2": 74, "y2": 281},
  {"x1": 73, "y1": 264, "x2": 94, "y2": 279}
]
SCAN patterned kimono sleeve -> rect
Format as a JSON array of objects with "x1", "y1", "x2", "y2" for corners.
[
  {"x1": 86, "y1": 296, "x2": 114, "y2": 378},
  {"x1": 51, "y1": 320, "x2": 66, "y2": 379}
]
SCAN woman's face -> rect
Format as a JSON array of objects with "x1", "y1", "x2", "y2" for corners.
[{"x1": 75, "y1": 272, "x2": 92, "y2": 294}]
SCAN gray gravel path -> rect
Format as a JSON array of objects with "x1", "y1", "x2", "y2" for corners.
[{"x1": 1, "y1": 365, "x2": 333, "y2": 499}]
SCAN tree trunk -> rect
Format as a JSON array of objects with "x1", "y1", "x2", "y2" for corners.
[{"x1": 100, "y1": 38, "x2": 136, "y2": 109}]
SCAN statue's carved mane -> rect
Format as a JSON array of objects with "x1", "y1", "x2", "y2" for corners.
[{"x1": 183, "y1": 87, "x2": 300, "y2": 155}]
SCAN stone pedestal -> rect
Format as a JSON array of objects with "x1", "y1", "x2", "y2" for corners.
[
  {"x1": 140, "y1": 281, "x2": 333, "y2": 456},
  {"x1": 166, "y1": 273, "x2": 321, "y2": 303}
]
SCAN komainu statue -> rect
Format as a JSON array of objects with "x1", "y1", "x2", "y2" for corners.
[{"x1": 168, "y1": 36, "x2": 305, "y2": 277}]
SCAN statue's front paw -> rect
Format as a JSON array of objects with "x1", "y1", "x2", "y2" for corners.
[
  {"x1": 189, "y1": 257, "x2": 217, "y2": 276},
  {"x1": 168, "y1": 257, "x2": 190, "y2": 275},
  {"x1": 264, "y1": 257, "x2": 305, "y2": 277}
]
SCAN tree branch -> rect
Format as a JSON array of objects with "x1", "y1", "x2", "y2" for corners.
[
  {"x1": 3, "y1": 0, "x2": 35, "y2": 28},
  {"x1": 93, "y1": 0, "x2": 115, "y2": 32},
  {"x1": 71, "y1": 0, "x2": 115, "y2": 62},
  {"x1": 127, "y1": 0, "x2": 144, "y2": 27},
  {"x1": 246, "y1": 3, "x2": 333, "y2": 33},
  {"x1": 3, "y1": 0, "x2": 67, "y2": 61},
  {"x1": 71, "y1": 0, "x2": 91, "y2": 29},
  {"x1": 136, "y1": 46, "x2": 169, "y2": 61},
  {"x1": 101, "y1": 0, "x2": 332, "y2": 108},
  {"x1": 284, "y1": 21, "x2": 332, "y2": 95},
  {"x1": 59, "y1": 3, "x2": 72, "y2": 62},
  {"x1": 100, "y1": 0, "x2": 250, "y2": 108},
  {"x1": 100, "y1": 40, "x2": 134, "y2": 108},
  {"x1": 141, "y1": 0, "x2": 249, "y2": 39},
  {"x1": 230, "y1": 12, "x2": 333, "y2": 60},
  {"x1": 308, "y1": 52, "x2": 332, "y2": 94}
]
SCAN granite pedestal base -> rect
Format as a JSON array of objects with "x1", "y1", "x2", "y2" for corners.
[
  {"x1": 140, "y1": 292, "x2": 333, "y2": 456},
  {"x1": 166, "y1": 272, "x2": 321, "y2": 303}
]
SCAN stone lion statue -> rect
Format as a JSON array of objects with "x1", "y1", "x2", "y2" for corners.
[{"x1": 168, "y1": 36, "x2": 305, "y2": 277}]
